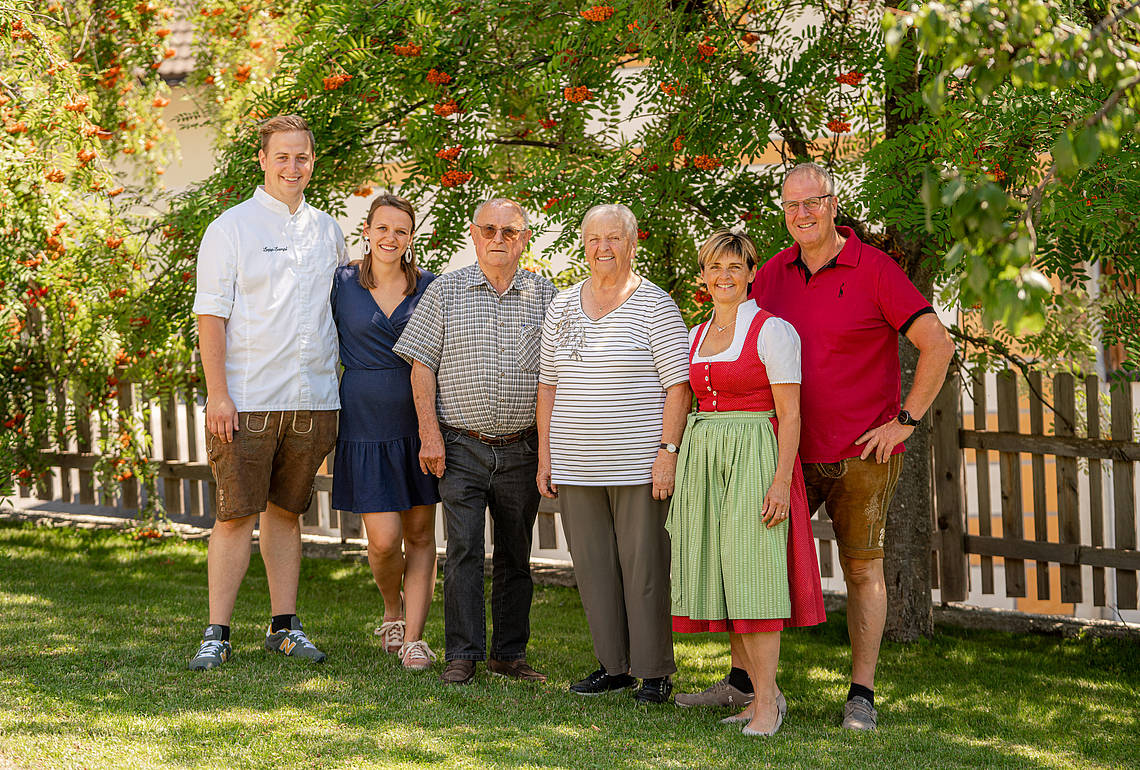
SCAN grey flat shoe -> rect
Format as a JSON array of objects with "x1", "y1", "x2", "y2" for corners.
[
  {"x1": 742, "y1": 705, "x2": 784, "y2": 737},
  {"x1": 841, "y1": 695, "x2": 877, "y2": 731},
  {"x1": 720, "y1": 692, "x2": 786, "y2": 724}
]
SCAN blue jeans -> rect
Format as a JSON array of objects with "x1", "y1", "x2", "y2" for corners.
[{"x1": 438, "y1": 428, "x2": 540, "y2": 661}]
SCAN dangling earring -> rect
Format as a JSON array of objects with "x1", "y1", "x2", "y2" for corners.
[
  {"x1": 402, "y1": 246, "x2": 412, "y2": 265},
  {"x1": 362, "y1": 239, "x2": 371, "y2": 256}
]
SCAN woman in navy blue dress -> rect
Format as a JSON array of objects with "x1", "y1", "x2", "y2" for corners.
[{"x1": 332, "y1": 194, "x2": 440, "y2": 671}]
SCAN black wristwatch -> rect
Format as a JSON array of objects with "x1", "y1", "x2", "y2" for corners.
[{"x1": 896, "y1": 409, "x2": 921, "y2": 427}]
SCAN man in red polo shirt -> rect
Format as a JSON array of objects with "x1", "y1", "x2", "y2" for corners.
[{"x1": 675, "y1": 163, "x2": 953, "y2": 730}]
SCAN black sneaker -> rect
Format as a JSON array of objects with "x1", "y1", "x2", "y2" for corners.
[
  {"x1": 633, "y1": 676, "x2": 673, "y2": 704},
  {"x1": 570, "y1": 667, "x2": 636, "y2": 695}
]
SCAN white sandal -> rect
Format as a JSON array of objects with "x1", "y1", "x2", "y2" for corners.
[
  {"x1": 399, "y1": 639, "x2": 437, "y2": 671},
  {"x1": 373, "y1": 619, "x2": 405, "y2": 654}
]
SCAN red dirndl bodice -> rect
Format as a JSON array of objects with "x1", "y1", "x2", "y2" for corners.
[{"x1": 673, "y1": 307, "x2": 827, "y2": 633}]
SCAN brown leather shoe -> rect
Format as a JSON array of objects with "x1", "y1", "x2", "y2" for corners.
[
  {"x1": 440, "y1": 659, "x2": 476, "y2": 685},
  {"x1": 487, "y1": 658, "x2": 547, "y2": 682}
]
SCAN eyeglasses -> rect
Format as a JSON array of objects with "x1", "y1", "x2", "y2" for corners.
[
  {"x1": 780, "y1": 194, "x2": 834, "y2": 214},
  {"x1": 472, "y1": 223, "x2": 527, "y2": 241}
]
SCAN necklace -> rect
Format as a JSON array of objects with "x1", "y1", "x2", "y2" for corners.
[{"x1": 713, "y1": 316, "x2": 733, "y2": 332}]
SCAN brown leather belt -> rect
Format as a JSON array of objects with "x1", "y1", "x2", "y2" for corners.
[{"x1": 440, "y1": 423, "x2": 537, "y2": 447}]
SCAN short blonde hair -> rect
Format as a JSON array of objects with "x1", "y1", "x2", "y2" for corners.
[
  {"x1": 697, "y1": 229, "x2": 758, "y2": 271},
  {"x1": 258, "y1": 114, "x2": 315, "y2": 154}
]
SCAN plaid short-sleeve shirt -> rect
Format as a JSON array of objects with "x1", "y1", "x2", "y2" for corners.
[{"x1": 394, "y1": 263, "x2": 557, "y2": 435}]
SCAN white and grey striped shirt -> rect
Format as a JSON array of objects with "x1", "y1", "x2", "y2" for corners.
[
  {"x1": 394, "y1": 263, "x2": 557, "y2": 435},
  {"x1": 540, "y1": 279, "x2": 690, "y2": 486}
]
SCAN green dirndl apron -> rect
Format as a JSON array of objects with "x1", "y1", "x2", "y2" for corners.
[{"x1": 666, "y1": 410, "x2": 790, "y2": 622}]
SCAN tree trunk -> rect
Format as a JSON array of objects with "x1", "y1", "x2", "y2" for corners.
[
  {"x1": 881, "y1": 28, "x2": 936, "y2": 641},
  {"x1": 884, "y1": 335, "x2": 935, "y2": 641}
]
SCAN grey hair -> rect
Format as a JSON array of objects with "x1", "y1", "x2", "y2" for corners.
[
  {"x1": 783, "y1": 162, "x2": 835, "y2": 196},
  {"x1": 580, "y1": 203, "x2": 638, "y2": 243},
  {"x1": 472, "y1": 197, "x2": 530, "y2": 229}
]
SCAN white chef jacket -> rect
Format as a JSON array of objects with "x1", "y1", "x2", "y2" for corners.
[{"x1": 193, "y1": 186, "x2": 347, "y2": 411}]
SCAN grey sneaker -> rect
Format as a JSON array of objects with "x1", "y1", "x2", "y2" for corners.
[
  {"x1": 264, "y1": 617, "x2": 327, "y2": 662},
  {"x1": 842, "y1": 695, "x2": 878, "y2": 731},
  {"x1": 674, "y1": 675, "x2": 755, "y2": 708},
  {"x1": 188, "y1": 624, "x2": 231, "y2": 671}
]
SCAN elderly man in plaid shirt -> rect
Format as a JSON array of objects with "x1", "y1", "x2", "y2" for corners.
[{"x1": 394, "y1": 197, "x2": 557, "y2": 685}]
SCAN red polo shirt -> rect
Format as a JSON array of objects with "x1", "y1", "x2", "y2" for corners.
[{"x1": 750, "y1": 226, "x2": 933, "y2": 463}]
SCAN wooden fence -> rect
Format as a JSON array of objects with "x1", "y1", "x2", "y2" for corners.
[
  {"x1": 22, "y1": 382, "x2": 850, "y2": 576},
  {"x1": 17, "y1": 370, "x2": 1140, "y2": 616},
  {"x1": 27, "y1": 383, "x2": 575, "y2": 558},
  {"x1": 932, "y1": 370, "x2": 1140, "y2": 612}
]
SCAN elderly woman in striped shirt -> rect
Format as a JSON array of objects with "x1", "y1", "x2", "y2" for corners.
[
  {"x1": 536, "y1": 203, "x2": 691, "y2": 704},
  {"x1": 667, "y1": 230, "x2": 825, "y2": 736}
]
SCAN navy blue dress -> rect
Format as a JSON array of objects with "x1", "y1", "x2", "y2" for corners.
[{"x1": 331, "y1": 264, "x2": 440, "y2": 513}]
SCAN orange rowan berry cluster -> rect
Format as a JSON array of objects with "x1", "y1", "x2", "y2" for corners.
[
  {"x1": 580, "y1": 6, "x2": 615, "y2": 21},
  {"x1": 393, "y1": 42, "x2": 422, "y2": 56},
  {"x1": 10, "y1": 20, "x2": 33, "y2": 40},
  {"x1": 435, "y1": 146, "x2": 462, "y2": 161},
  {"x1": 106, "y1": 236, "x2": 124, "y2": 249},
  {"x1": 100, "y1": 65, "x2": 122, "y2": 89},
  {"x1": 353, "y1": 185, "x2": 373, "y2": 197},
  {"x1": 76, "y1": 148, "x2": 97, "y2": 166},
  {"x1": 107, "y1": 186, "x2": 125, "y2": 197},
  {"x1": 693, "y1": 288, "x2": 712, "y2": 304},
  {"x1": 988, "y1": 166, "x2": 1007, "y2": 182},
  {"x1": 672, "y1": 135, "x2": 684, "y2": 151},
  {"x1": 693, "y1": 154, "x2": 722, "y2": 170},
  {"x1": 440, "y1": 169, "x2": 472, "y2": 187},
  {"x1": 835, "y1": 71, "x2": 864, "y2": 86},
  {"x1": 323, "y1": 73, "x2": 352, "y2": 90},
  {"x1": 826, "y1": 119, "x2": 851, "y2": 133},
  {"x1": 234, "y1": 65, "x2": 252, "y2": 82},
  {"x1": 152, "y1": 95, "x2": 170, "y2": 108},
  {"x1": 564, "y1": 85, "x2": 594, "y2": 103},
  {"x1": 742, "y1": 32, "x2": 760, "y2": 44},
  {"x1": 426, "y1": 68, "x2": 452, "y2": 85},
  {"x1": 45, "y1": 169, "x2": 66, "y2": 183},
  {"x1": 156, "y1": 28, "x2": 171, "y2": 38},
  {"x1": 433, "y1": 99, "x2": 461, "y2": 116},
  {"x1": 63, "y1": 96, "x2": 89, "y2": 113},
  {"x1": 637, "y1": 229, "x2": 649, "y2": 240},
  {"x1": 539, "y1": 118, "x2": 558, "y2": 129},
  {"x1": 543, "y1": 193, "x2": 574, "y2": 211},
  {"x1": 697, "y1": 37, "x2": 717, "y2": 60},
  {"x1": 5, "y1": 121, "x2": 28, "y2": 134}
]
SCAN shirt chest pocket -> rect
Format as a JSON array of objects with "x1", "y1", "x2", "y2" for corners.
[
  {"x1": 518, "y1": 323, "x2": 541, "y2": 373},
  {"x1": 295, "y1": 237, "x2": 338, "y2": 277}
]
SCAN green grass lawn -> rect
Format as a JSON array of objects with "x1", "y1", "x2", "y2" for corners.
[{"x1": 0, "y1": 521, "x2": 1137, "y2": 769}]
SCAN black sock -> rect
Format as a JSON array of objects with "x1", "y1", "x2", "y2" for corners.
[
  {"x1": 727, "y1": 667, "x2": 754, "y2": 694},
  {"x1": 848, "y1": 683, "x2": 874, "y2": 707},
  {"x1": 215, "y1": 624, "x2": 230, "y2": 641},
  {"x1": 271, "y1": 614, "x2": 297, "y2": 633}
]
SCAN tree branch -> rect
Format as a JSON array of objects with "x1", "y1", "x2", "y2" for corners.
[{"x1": 1021, "y1": 72, "x2": 1140, "y2": 240}]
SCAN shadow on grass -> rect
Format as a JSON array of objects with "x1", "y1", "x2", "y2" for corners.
[{"x1": 1, "y1": 522, "x2": 1138, "y2": 769}]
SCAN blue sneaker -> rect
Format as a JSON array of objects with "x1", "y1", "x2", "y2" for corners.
[
  {"x1": 188, "y1": 624, "x2": 231, "y2": 671},
  {"x1": 264, "y1": 617, "x2": 327, "y2": 662}
]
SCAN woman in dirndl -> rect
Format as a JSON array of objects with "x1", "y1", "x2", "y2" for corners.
[{"x1": 667, "y1": 229, "x2": 825, "y2": 737}]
